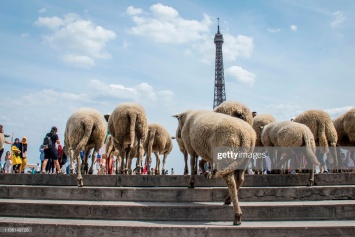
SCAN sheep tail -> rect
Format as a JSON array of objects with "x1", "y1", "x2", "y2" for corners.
[
  {"x1": 129, "y1": 113, "x2": 137, "y2": 148},
  {"x1": 303, "y1": 135, "x2": 320, "y2": 166},
  {"x1": 75, "y1": 119, "x2": 94, "y2": 155}
]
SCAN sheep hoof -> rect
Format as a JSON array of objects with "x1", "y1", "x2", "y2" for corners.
[
  {"x1": 88, "y1": 169, "x2": 93, "y2": 175},
  {"x1": 224, "y1": 195, "x2": 231, "y2": 205},
  {"x1": 188, "y1": 182, "x2": 195, "y2": 189},
  {"x1": 161, "y1": 169, "x2": 165, "y2": 175},
  {"x1": 307, "y1": 179, "x2": 314, "y2": 187},
  {"x1": 77, "y1": 178, "x2": 83, "y2": 187},
  {"x1": 70, "y1": 168, "x2": 74, "y2": 174},
  {"x1": 233, "y1": 214, "x2": 242, "y2": 225}
]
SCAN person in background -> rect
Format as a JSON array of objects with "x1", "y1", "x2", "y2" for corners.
[
  {"x1": 12, "y1": 138, "x2": 22, "y2": 173},
  {"x1": 41, "y1": 126, "x2": 62, "y2": 174},
  {"x1": 252, "y1": 111, "x2": 258, "y2": 118},
  {"x1": 4, "y1": 151, "x2": 12, "y2": 173},
  {"x1": 36, "y1": 163, "x2": 41, "y2": 174},
  {"x1": 39, "y1": 145, "x2": 45, "y2": 172},
  {"x1": 95, "y1": 151, "x2": 102, "y2": 175},
  {"x1": 0, "y1": 125, "x2": 13, "y2": 169},
  {"x1": 171, "y1": 168, "x2": 174, "y2": 175},
  {"x1": 19, "y1": 137, "x2": 28, "y2": 173}
]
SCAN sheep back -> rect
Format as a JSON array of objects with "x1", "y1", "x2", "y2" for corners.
[
  {"x1": 252, "y1": 114, "x2": 276, "y2": 146},
  {"x1": 108, "y1": 102, "x2": 148, "y2": 148},
  {"x1": 293, "y1": 110, "x2": 337, "y2": 149},
  {"x1": 334, "y1": 108, "x2": 355, "y2": 146},
  {"x1": 213, "y1": 101, "x2": 253, "y2": 126},
  {"x1": 64, "y1": 108, "x2": 107, "y2": 153}
]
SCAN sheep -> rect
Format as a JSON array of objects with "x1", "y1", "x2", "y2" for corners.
[
  {"x1": 261, "y1": 121, "x2": 320, "y2": 186},
  {"x1": 252, "y1": 114, "x2": 276, "y2": 174},
  {"x1": 143, "y1": 124, "x2": 173, "y2": 175},
  {"x1": 174, "y1": 110, "x2": 256, "y2": 225},
  {"x1": 108, "y1": 102, "x2": 148, "y2": 174},
  {"x1": 64, "y1": 108, "x2": 107, "y2": 187},
  {"x1": 213, "y1": 100, "x2": 253, "y2": 126},
  {"x1": 334, "y1": 108, "x2": 355, "y2": 147},
  {"x1": 293, "y1": 110, "x2": 338, "y2": 172},
  {"x1": 334, "y1": 108, "x2": 355, "y2": 169}
]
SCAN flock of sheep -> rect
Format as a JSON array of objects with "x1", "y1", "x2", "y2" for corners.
[{"x1": 63, "y1": 101, "x2": 355, "y2": 225}]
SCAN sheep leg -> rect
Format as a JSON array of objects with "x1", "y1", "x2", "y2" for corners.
[
  {"x1": 75, "y1": 150, "x2": 83, "y2": 187},
  {"x1": 87, "y1": 148, "x2": 95, "y2": 175},
  {"x1": 161, "y1": 152, "x2": 168, "y2": 175},
  {"x1": 189, "y1": 154, "x2": 197, "y2": 188},
  {"x1": 133, "y1": 140, "x2": 143, "y2": 174},
  {"x1": 222, "y1": 172, "x2": 242, "y2": 225},
  {"x1": 194, "y1": 156, "x2": 199, "y2": 175},
  {"x1": 225, "y1": 170, "x2": 245, "y2": 205},
  {"x1": 183, "y1": 151, "x2": 189, "y2": 175},
  {"x1": 154, "y1": 152, "x2": 160, "y2": 175},
  {"x1": 69, "y1": 149, "x2": 74, "y2": 174}
]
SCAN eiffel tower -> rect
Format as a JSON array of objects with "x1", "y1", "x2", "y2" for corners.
[{"x1": 213, "y1": 18, "x2": 226, "y2": 109}]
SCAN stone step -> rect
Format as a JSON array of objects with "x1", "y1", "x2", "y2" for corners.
[
  {"x1": 1, "y1": 199, "x2": 354, "y2": 221},
  {"x1": 1, "y1": 185, "x2": 354, "y2": 202},
  {"x1": 0, "y1": 217, "x2": 354, "y2": 237},
  {"x1": 1, "y1": 173, "x2": 354, "y2": 187}
]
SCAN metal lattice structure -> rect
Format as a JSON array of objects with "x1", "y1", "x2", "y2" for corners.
[{"x1": 213, "y1": 18, "x2": 226, "y2": 109}]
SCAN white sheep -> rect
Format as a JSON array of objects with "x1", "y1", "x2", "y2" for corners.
[
  {"x1": 213, "y1": 100, "x2": 253, "y2": 126},
  {"x1": 174, "y1": 110, "x2": 256, "y2": 225},
  {"x1": 333, "y1": 108, "x2": 355, "y2": 169},
  {"x1": 64, "y1": 108, "x2": 107, "y2": 187},
  {"x1": 333, "y1": 108, "x2": 355, "y2": 147},
  {"x1": 293, "y1": 110, "x2": 338, "y2": 172},
  {"x1": 144, "y1": 124, "x2": 173, "y2": 175},
  {"x1": 108, "y1": 102, "x2": 148, "y2": 174},
  {"x1": 252, "y1": 114, "x2": 276, "y2": 174},
  {"x1": 261, "y1": 121, "x2": 320, "y2": 185}
]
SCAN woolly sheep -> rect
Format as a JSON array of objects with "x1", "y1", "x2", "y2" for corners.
[
  {"x1": 108, "y1": 102, "x2": 148, "y2": 174},
  {"x1": 174, "y1": 110, "x2": 256, "y2": 225},
  {"x1": 333, "y1": 108, "x2": 355, "y2": 148},
  {"x1": 213, "y1": 100, "x2": 253, "y2": 126},
  {"x1": 144, "y1": 124, "x2": 173, "y2": 175},
  {"x1": 293, "y1": 110, "x2": 338, "y2": 171},
  {"x1": 261, "y1": 121, "x2": 320, "y2": 185},
  {"x1": 252, "y1": 114, "x2": 276, "y2": 174},
  {"x1": 64, "y1": 108, "x2": 107, "y2": 187}
]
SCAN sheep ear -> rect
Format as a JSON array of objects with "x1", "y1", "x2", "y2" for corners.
[
  {"x1": 258, "y1": 126, "x2": 264, "y2": 132},
  {"x1": 172, "y1": 114, "x2": 181, "y2": 119}
]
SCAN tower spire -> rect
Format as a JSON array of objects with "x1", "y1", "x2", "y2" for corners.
[{"x1": 213, "y1": 18, "x2": 226, "y2": 109}]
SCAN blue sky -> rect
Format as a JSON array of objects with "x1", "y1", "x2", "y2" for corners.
[{"x1": 1, "y1": 0, "x2": 354, "y2": 174}]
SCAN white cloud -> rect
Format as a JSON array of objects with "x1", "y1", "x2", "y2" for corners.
[
  {"x1": 126, "y1": 4, "x2": 253, "y2": 64},
  {"x1": 267, "y1": 28, "x2": 281, "y2": 33},
  {"x1": 324, "y1": 106, "x2": 353, "y2": 118},
  {"x1": 35, "y1": 13, "x2": 116, "y2": 67},
  {"x1": 223, "y1": 35, "x2": 253, "y2": 61},
  {"x1": 330, "y1": 11, "x2": 345, "y2": 29},
  {"x1": 226, "y1": 66, "x2": 256, "y2": 86},
  {"x1": 126, "y1": 3, "x2": 211, "y2": 44},
  {"x1": 62, "y1": 55, "x2": 95, "y2": 68},
  {"x1": 126, "y1": 6, "x2": 143, "y2": 16},
  {"x1": 89, "y1": 79, "x2": 174, "y2": 106},
  {"x1": 290, "y1": 24, "x2": 298, "y2": 31},
  {"x1": 38, "y1": 8, "x2": 46, "y2": 14}
]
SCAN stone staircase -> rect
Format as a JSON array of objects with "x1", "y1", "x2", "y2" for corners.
[{"x1": 0, "y1": 173, "x2": 354, "y2": 237}]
